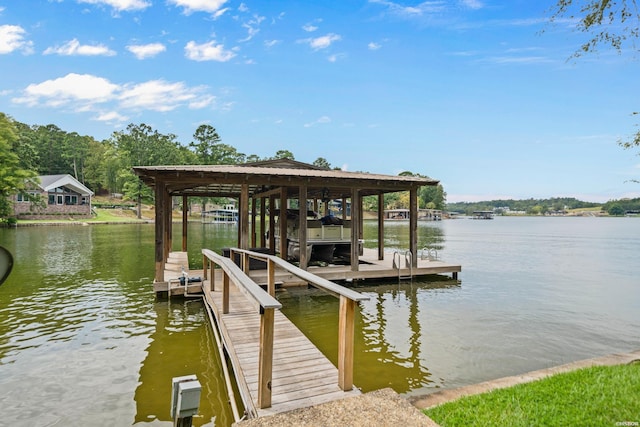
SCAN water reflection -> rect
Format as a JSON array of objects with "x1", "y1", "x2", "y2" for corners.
[
  {"x1": 278, "y1": 277, "x2": 460, "y2": 393},
  {"x1": 134, "y1": 299, "x2": 230, "y2": 427}
]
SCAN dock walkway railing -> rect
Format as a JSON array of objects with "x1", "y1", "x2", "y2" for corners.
[
  {"x1": 201, "y1": 249, "x2": 282, "y2": 411},
  {"x1": 202, "y1": 247, "x2": 369, "y2": 396}
]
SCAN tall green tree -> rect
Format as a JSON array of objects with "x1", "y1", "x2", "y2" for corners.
[
  {"x1": 0, "y1": 113, "x2": 38, "y2": 220},
  {"x1": 111, "y1": 123, "x2": 185, "y2": 217},
  {"x1": 189, "y1": 124, "x2": 245, "y2": 165}
]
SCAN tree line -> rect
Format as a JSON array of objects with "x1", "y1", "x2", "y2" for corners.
[
  {"x1": 447, "y1": 197, "x2": 640, "y2": 216},
  {"x1": 0, "y1": 113, "x2": 446, "y2": 220}
]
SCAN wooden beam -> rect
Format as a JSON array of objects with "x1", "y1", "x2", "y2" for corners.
[
  {"x1": 269, "y1": 195, "x2": 276, "y2": 254},
  {"x1": 241, "y1": 184, "x2": 250, "y2": 249},
  {"x1": 260, "y1": 197, "x2": 267, "y2": 248},
  {"x1": 350, "y1": 188, "x2": 360, "y2": 272},
  {"x1": 182, "y1": 194, "x2": 188, "y2": 252},
  {"x1": 410, "y1": 187, "x2": 418, "y2": 268},
  {"x1": 377, "y1": 191, "x2": 384, "y2": 260},
  {"x1": 279, "y1": 188, "x2": 288, "y2": 259},
  {"x1": 154, "y1": 180, "x2": 165, "y2": 282},
  {"x1": 338, "y1": 296, "x2": 355, "y2": 391},
  {"x1": 258, "y1": 307, "x2": 275, "y2": 409},
  {"x1": 298, "y1": 184, "x2": 308, "y2": 270},
  {"x1": 251, "y1": 197, "x2": 257, "y2": 248}
]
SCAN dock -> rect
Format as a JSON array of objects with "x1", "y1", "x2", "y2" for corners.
[
  {"x1": 202, "y1": 273, "x2": 361, "y2": 418},
  {"x1": 159, "y1": 249, "x2": 369, "y2": 422}
]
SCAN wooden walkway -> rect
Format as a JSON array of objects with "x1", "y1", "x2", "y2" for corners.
[{"x1": 202, "y1": 278, "x2": 361, "y2": 418}]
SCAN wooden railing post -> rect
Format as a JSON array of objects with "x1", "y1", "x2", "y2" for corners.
[
  {"x1": 209, "y1": 259, "x2": 215, "y2": 292},
  {"x1": 202, "y1": 254, "x2": 208, "y2": 280},
  {"x1": 243, "y1": 253, "x2": 250, "y2": 274},
  {"x1": 338, "y1": 295, "x2": 355, "y2": 391},
  {"x1": 222, "y1": 271, "x2": 229, "y2": 314},
  {"x1": 267, "y1": 259, "x2": 276, "y2": 297},
  {"x1": 258, "y1": 307, "x2": 275, "y2": 408}
]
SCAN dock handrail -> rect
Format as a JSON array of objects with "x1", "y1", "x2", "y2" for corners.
[
  {"x1": 213, "y1": 247, "x2": 370, "y2": 392},
  {"x1": 201, "y1": 248, "x2": 281, "y2": 413}
]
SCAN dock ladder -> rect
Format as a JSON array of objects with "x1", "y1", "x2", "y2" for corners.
[{"x1": 392, "y1": 250, "x2": 413, "y2": 281}]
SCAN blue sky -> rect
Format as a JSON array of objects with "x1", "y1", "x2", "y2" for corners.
[{"x1": 1, "y1": 0, "x2": 639, "y2": 203}]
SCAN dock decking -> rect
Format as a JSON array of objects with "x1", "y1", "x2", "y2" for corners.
[{"x1": 202, "y1": 276, "x2": 361, "y2": 418}]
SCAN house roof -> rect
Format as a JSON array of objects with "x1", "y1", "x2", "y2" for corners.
[
  {"x1": 38, "y1": 174, "x2": 94, "y2": 196},
  {"x1": 133, "y1": 159, "x2": 438, "y2": 200}
]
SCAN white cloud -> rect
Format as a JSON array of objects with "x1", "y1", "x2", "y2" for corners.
[
  {"x1": 16, "y1": 73, "x2": 118, "y2": 105},
  {"x1": 12, "y1": 73, "x2": 216, "y2": 115},
  {"x1": 303, "y1": 24, "x2": 318, "y2": 32},
  {"x1": 0, "y1": 25, "x2": 34, "y2": 54},
  {"x1": 299, "y1": 33, "x2": 341, "y2": 50},
  {"x1": 119, "y1": 80, "x2": 211, "y2": 111},
  {"x1": 264, "y1": 39, "x2": 280, "y2": 48},
  {"x1": 185, "y1": 40, "x2": 236, "y2": 61},
  {"x1": 95, "y1": 111, "x2": 128, "y2": 123},
  {"x1": 369, "y1": 0, "x2": 447, "y2": 17},
  {"x1": 44, "y1": 38, "x2": 116, "y2": 56},
  {"x1": 126, "y1": 42, "x2": 166, "y2": 59},
  {"x1": 460, "y1": 0, "x2": 483, "y2": 9},
  {"x1": 304, "y1": 116, "x2": 331, "y2": 127},
  {"x1": 78, "y1": 0, "x2": 151, "y2": 12},
  {"x1": 239, "y1": 15, "x2": 265, "y2": 42},
  {"x1": 368, "y1": 42, "x2": 381, "y2": 50},
  {"x1": 169, "y1": 0, "x2": 228, "y2": 15}
]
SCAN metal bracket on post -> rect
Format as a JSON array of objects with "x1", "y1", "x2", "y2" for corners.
[{"x1": 171, "y1": 375, "x2": 201, "y2": 427}]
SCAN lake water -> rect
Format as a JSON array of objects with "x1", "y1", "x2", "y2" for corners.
[{"x1": 0, "y1": 217, "x2": 638, "y2": 426}]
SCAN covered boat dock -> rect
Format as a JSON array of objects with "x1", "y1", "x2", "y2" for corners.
[{"x1": 133, "y1": 159, "x2": 461, "y2": 288}]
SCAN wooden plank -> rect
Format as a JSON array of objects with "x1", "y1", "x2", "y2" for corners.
[{"x1": 202, "y1": 280, "x2": 362, "y2": 418}]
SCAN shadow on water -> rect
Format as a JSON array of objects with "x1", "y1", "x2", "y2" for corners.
[{"x1": 277, "y1": 276, "x2": 461, "y2": 394}]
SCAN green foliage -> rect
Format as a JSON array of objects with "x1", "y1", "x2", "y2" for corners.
[
  {"x1": 0, "y1": 113, "x2": 38, "y2": 219},
  {"x1": 447, "y1": 197, "x2": 601, "y2": 215},
  {"x1": 548, "y1": 0, "x2": 640, "y2": 57},
  {"x1": 425, "y1": 364, "x2": 640, "y2": 426}
]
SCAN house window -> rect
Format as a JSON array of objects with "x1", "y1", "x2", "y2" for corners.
[
  {"x1": 57, "y1": 195, "x2": 63, "y2": 205},
  {"x1": 49, "y1": 195, "x2": 55, "y2": 205}
]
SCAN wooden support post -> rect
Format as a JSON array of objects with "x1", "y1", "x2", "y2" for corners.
[
  {"x1": 240, "y1": 185, "x2": 250, "y2": 249},
  {"x1": 377, "y1": 191, "x2": 384, "y2": 261},
  {"x1": 409, "y1": 187, "x2": 418, "y2": 268},
  {"x1": 243, "y1": 253, "x2": 250, "y2": 274},
  {"x1": 338, "y1": 296, "x2": 355, "y2": 391},
  {"x1": 154, "y1": 181, "x2": 165, "y2": 283},
  {"x1": 202, "y1": 255, "x2": 207, "y2": 280},
  {"x1": 350, "y1": 188, "x2": 360, "y2": 272},
  {"x1": 299, "y1": 184, "x2": 308, "y2": 270},
  {"x1": 251, "y1": 197, "x2": 257, "y2": 249},
  {"x1": 269, "y1": 195, "x2": 276, "y2": 254},
  {"x1": 182, "y1": 194, "x2": 188, "y2": 252},
  {"x1": 279, "y1": 188, "x2": 288, "y2": 259},
  {"x1": 267, "y1": 259, "x2": 276, "y2": 297},
  {"x1": 260, "y1": 197, "x2": 267, "y2": 248},
  {"x1": 258, "y1": 307, "x2": 275, "y2": 409},
  {"x1": 222, "y1": 271, "x2": 229, "y2": 314},
  {"x1": 209, "y1": 261, "x2": 215, "y2": 291}
]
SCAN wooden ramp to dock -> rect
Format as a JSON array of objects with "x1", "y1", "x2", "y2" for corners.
[
  {"x1": 199, "y1": 249, "x2": 368, "y2": 421},
  {"x1": 203, "y1": 281, "x2": 361, "y2": 418}
]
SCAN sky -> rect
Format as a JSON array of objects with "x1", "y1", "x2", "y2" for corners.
[{"x1": 1, "y1": 0, "x2": 639, "y2": 203}]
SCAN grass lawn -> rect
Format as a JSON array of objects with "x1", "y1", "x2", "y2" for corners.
[{"x1": 425, "y1": 363, "x2": 640, "y2": 427}]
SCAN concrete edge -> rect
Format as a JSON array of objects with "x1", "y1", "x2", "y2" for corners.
[{"x1": 409, "y1": 349, "x2": 640, "y2": 410}]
